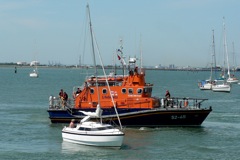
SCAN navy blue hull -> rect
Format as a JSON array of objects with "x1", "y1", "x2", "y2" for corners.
[{"x1": 47, "y1": 107, "x2": 212, "y2": 127}]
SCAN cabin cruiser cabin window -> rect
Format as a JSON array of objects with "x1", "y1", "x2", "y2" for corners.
[
  {"x1": 79, "y1": 127, "x2": 85, "y2": 130},
  {"x1": 78, "y1": 126, "x2": 114, "y2": 131}
]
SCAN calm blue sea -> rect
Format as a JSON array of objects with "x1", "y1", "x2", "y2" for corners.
[{"x1": 0, "y1": 67, "x2": 240, "y2": 160}]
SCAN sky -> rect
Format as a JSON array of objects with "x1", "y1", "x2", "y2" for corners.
[{"x1": 1, "y1": 0, "x2": 240, "y2": 67}]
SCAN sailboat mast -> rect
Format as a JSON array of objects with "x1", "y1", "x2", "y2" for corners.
[
  {"x1": 212, "y1": 30, "x2": 217, "y2": 79},
  {"x1": 86, "y1": 4, "x2": 123, "y2": 129},
  {"x1": 79, "y1": 55, "x2": 81, "y2": 68},
  {"x1": 223, "y1": 17, "x2": 230, "y2": 78},
  {"x1": 232, "y1": 42, "x2": 235, "y2": 71},
  {"x1": 87, "y1": 4, "x2": 101, "y2": 123},
  {"x1": 140, "y1": 34, "x2": 143, "y2": 70},
  {"x1": 87, "y1": 4, "x2": 97, "y2": 76},
  {"x1": 212, "y1": 29, "x2": 217, "y2": 70}
]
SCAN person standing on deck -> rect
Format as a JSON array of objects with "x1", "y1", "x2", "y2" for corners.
[
  {"x1": 165, "y1": 90, "x2": 171, "y2": 106},
  {"x1": 59, "y1": 89, "x2": 64, "y2": 99},
  {"x1": 63, "y1": 92, "x2": 68, "y2": 106},
  {"x1": 165, "y1": 90, "x2": 171, "y2": 99}
]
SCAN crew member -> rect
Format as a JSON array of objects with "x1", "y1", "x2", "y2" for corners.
[
  {"x1": 69, "y1": 119, "x2": 75, "y2": 128},
  {"x1": 59, "y1": 89, "x2": 64, "y2": 99},
  {"x1": 165, "y1": 90, "x2": 171, "y2": 99},
  {"x1": 165, "y1": 90, "x2": 171, "y2": 106}
]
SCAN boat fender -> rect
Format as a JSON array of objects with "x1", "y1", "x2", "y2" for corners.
[
  {"x1": 161, "y1": 98, "x2": 164, "y2": 107},
  {"x1": 184, "y1": 100, "x2": 188, "y2": 107},
  {"x1": 49, "y1": 96, "x2": 54, "y2": 107}
]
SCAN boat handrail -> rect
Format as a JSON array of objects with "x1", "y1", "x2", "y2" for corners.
[
  {"x1": 168, "y1": 97, "x2": 208, "y2": 101},
  {"x1": 85, "y1": 74, "x2": 128, "y2": 80},
  {"x1": 160, "y1": 97, "x2": 208, "y2": 109},
  {"x1": 48, "y1": 96, "x2": 75, "y2": 109}
]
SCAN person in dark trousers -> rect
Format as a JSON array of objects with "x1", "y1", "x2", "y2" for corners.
[
  {"x1": 165, "y1": 90, "x2": 171, "y2": 99},
  {"x1": 165, "y1": 90, "x2": 171, "y2": 106},
  {"x1": 59, "y1": 89, "x2": 64, "y2": 99},
  {"x1": 63, "y1": 92, "x2": 68, "y2": 101}
]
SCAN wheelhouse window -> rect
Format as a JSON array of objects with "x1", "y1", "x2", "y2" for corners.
[
  {"x1": 98, "y1": 82, "x2": 105, "y2": 86},
  {"x1": 144, "y1": 87, "x2": 152, "y2": 93},
  {"x1": 144, "y1": 88, "x2": 148, "y2": 93},
  {"x1": 108, "y1": 82, "x2": 115, "y2": 86},
  {"x1": 117, "y1": 82, "x2": 122, "y2": 86}
]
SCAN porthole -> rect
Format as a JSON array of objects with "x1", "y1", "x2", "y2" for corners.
[
  {"x1": 102, "y1": 88, "x2": 107, "y2": 94},
  {"x1": 137, "y1": 88, "x2": 143, "y2": 94},
  {"x1": 122, "y1": 88, "x2": 127, "y2": 94},
  {"x1": 128, "y1": 88, "x2": 133, "y2": 94}
]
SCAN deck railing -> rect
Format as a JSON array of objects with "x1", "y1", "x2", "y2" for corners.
[
  {"x1": 48, "y1": 96, "x2": 74, "y2": 109},
  {"x1": 160, "y1": 97, "x2": 208, "y2": 109},
  {"x1": 49, "y1": 95, "x2": 208, "y2": 110}
]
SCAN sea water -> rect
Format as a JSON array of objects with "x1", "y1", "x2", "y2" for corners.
[{"x1": 0, "y1": 67, "x2": 240, "y2": 160}]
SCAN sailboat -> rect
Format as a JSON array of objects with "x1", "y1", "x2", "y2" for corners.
[
  {"x1": 212, "y1": 17, "x2": 231, "y2": 92},
  {"x1": 62, "y1": 105, "x2": 124, "y2": 147},
  {"x1": 30, "y1": 41, "x2": 39, "y2": 78},
  {"x1": 29, "y1": 61, "x2": 39, "y2": 78},
  {"x1": 199, "y1": 30, "x2": 217, "y2": 90},
  {"x1": 62, "y1": 4, "x2": 124, "y2": 147},
  {"x1": 227, "y1": 42, "x2": 238, "y2": 83}
]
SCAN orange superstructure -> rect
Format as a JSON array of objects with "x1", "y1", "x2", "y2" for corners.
[{"x1": 74, "y1": 69, "x2": 160, "y2": 110}]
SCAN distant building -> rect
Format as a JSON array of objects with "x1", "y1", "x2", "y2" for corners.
[
  {"x1": 155, "y1": 64, "x2": 160, "y2": 68},
  {"x1": 169, "y1": 64, "x2": 175, "y2": 69},
  {"x1": 30, "y1": 61, "x2": 40, "y2": 66},
  {"x1": 155, "y1": 64, "x2": 164, "y2": 69}
]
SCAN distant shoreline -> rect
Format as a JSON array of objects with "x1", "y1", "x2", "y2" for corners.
[{"x1": 0, "y1": 63, "x2": 230, "y2": 72}]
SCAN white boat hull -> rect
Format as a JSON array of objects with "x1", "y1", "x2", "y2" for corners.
[
  {"x1": 212, "y1": 84, "x2": 231, "y2": 92},
  {"x1": 29, "y1": 72, "x2": 38, "y2": 78},
  {"x1": 62, "y1": 125, "x2": 124, "y2": 147},
  {"x1": 227, "y1": 78, "x2": 238, "y2": 84},
  {"x1": 199, "y1": 83, "x2": 212, "y2": 90}
]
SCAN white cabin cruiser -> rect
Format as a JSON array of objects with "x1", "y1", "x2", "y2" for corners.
[{"x1": 62, "y1": 105, "x2": 124, "y2": 147}]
